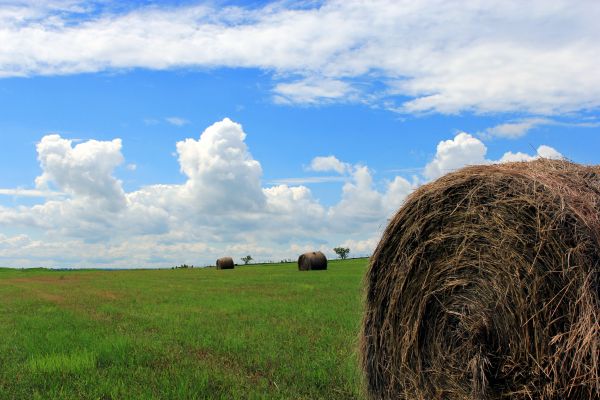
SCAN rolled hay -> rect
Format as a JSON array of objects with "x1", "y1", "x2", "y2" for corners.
[
  {"x1": 298, "y1": 251, "x2": 328, "y2": 271},
  {"x1": 361, "y1": 159, "x2": 599, "y2": 400},
  {"x1": 215, "y1": 257, "x2": 234, "y2": 270}
]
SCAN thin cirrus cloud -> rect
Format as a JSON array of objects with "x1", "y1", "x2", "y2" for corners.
[
  {"x1": 267, "y1": 176, "x2": 348, "y2": 185},
  {"x1": 0, "y1": 188, "x2": 65, "y2": 198},
  {"x1": 0, "y1": 1, "x2": 599, "y2": 114},
  {"x1": 481, "y1": 118, "x2": 553, "y2": 139},
  {"x1": 481, "y1": 118, "x2": 600, "y2": 139},
  {"x1": 165, "y1": 117, "x2": 190, "y2": 127}
]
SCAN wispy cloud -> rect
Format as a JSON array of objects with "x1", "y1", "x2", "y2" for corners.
[
  {"x1": 268, "y1": 176, "x2": 348, "y2": 185},
  {"x1": 481, "y1": 118, "x2": 552, "y2": 139},
  {"x1": 385, "y1": 167, "x2": 424, "y2": 174},
  {"x1": 274, "y1": 78, "x2": 356, "y2": 105},
  {"x1": 481, "y1": 118, "x2": 600, "y2": 139},
  {"x1": 165, "y1": 117, "x2": 190, "y2": 127},
  {"x1": 143, "y1": 118, "x2": 160, "y2": 126},
  {"x1": 0, "y1": 188, "x2": 65, "y2": 198}
]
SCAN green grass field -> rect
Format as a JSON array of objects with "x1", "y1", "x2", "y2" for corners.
[{"x1": 0, "y1": 258, "x2": 368, "y2": 399}]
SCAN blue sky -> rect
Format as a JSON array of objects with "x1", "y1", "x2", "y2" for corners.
[{"x1": 1, "y1": 0, "x2": 599, "y2": 268}]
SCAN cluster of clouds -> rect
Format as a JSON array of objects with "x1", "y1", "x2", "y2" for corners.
[
  {"x1": 423, "y1": 133, "x2": 562, "y2": 180},
  {"x1": 1, "y1": 0, "x2": 583, "y2": 268},
  {"x1": 0, "y1": 0, "x2": 599, "y2": 114},
  {"x1": 0, "y1": 118, "x2": 562, "y2": 268}
]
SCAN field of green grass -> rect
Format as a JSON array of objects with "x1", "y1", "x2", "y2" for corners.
[{"x1": 0, "y1": 258, "x2": 368, "y2": 399}]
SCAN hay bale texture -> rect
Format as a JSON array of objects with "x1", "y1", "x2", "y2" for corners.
[
  {"x1": 361, "y1": 159, "x2": 599, "y2": 400},
  {"x1": 216, "y1": 257, "x2": 234, "y2": 270},
  {"x1": 298, "y1": 251, "x2": 327, "y2": 271}
]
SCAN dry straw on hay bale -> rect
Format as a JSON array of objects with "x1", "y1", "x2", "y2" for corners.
[
  {"x1": 298, "y1": 251, "x2": 328, "y2": 271},
  {"x1": 216, "y1": 257, "x2": 234, "y2": 270},
  {"x1": 361, "y1": 159, "x2": 599, "y2": 400}
]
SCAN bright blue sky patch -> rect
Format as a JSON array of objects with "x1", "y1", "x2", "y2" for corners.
[{"x1": 0, "y1": 0, "x2": 599, "y2": 268}]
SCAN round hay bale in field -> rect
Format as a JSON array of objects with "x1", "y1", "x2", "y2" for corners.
[
  {"x1": 298, "y1": 251, "x2": 328, "y2": 271},
  {"x1": 216, "y1": 257, "x2": 234, "y2": 270},
  {"x1": 361, "y1": 159, "x2": 600, "y2": 400}
]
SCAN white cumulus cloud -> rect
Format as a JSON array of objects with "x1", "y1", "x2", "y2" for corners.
[
  {"x1": 424, "y1": 133, "x2": 487, "y2": 180},
  {"x1": 34, "y1": 134, "x2": 126, "y2": 211},
  {"x1": 0, "y1": 118, "x2": 336, "y2": 265},
  {"x1": 308, "y1": 155, "x2": 351, "y2": 174},
  {"x1": 500, "y1": 145, "x2": 564, "y2": 163},
  {"x1": 176, "y1": 118, "x2": 265, "y2": 213},
  {"x1": 327, "y1": 165, "x2": 415, "y2": 231},
  {"x1": 0, "y1": 118, "x2": 566, "y2": 268},
  {"x1": 426, "y1": 132, "x2": 563, "y2": 180}
]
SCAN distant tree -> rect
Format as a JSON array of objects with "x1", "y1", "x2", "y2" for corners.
[
  {"x1": 333, "y1": 247, "x2": 350, "y2": 260},
  {"x1": 174, "y1": 264, "x2": 195, "y2": 269},
  {"x1": 241, "y1": 255, "x2": 253, "y2": 265}
]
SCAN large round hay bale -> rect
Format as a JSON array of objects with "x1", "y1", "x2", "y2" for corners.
[
  {"x1": 361, "y1": 159, "x2": 599, "y2": 400},
  {"x1": 298, "y1": 251, "x2": 327, "y2": 271},
  {"x1": 216, "y1": 257, "x2": 234, "y2": 270}
]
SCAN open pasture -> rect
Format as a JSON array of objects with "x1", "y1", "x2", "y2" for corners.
[{"x1": 0, "y1": 259, "x2": 367, "y2": 399}]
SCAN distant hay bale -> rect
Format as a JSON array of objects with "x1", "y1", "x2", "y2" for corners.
[
  {"x1": 298, "y1": 251, "x2": 328, "y2": 271},
  {"x1": 216, "y1": 257, "x2": 234, "y2": 270},
  {"x1": 361, "y1": 159, "x2": 600, "y2": 400}
]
